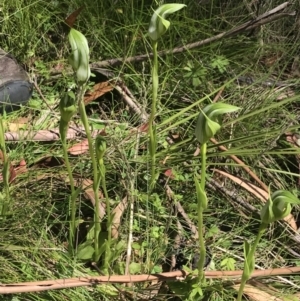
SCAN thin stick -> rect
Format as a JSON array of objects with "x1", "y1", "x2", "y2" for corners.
[
  {"x1": 89, "y1": 3, "x2": 292, "y2": 69},
  {"x1": 1, "y1": 267, "x2": 300, "y2": 294},
  {"x1": 48, "y1": 3, "x2": 293, "y2": 80},
  {"x1": 210, "y1": 138, "x2": 269, "y2": 192},
  {"x1": 114, "y1": 85, "x2": 149, "y2": 123},
  {"x1": 216, "y1": 246, "x2": 300, "y2": 290},
  {"x1": 32, "y1": 78, "x2": 54, "y2": 112}
]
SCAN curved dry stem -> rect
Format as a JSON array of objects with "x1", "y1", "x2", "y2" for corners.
[{"x1": 2, "y1": 266, "x2": 300, "y2": 294}]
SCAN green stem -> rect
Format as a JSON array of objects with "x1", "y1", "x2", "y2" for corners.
[
  {"x1": 99, "y1": 162, "x2": 111, "y2": 271},
  {"x1": 200, "y1": 143, "x2": 207, "y2": 190},
  {"x1": 236, "y1": 223, "x2": 267, "y2": 301},
  {"x1": 77, "y1": 86, "x2": 101, "y2": 262},
  {"x1": 60, "y1": 123, "x2": 76, "y2": 252},
  {"x1": 197, "y1": 142, "x2": 207, "y2": 282},
  {"x1": 0, "y1": 118, "x2": 9, "y2": 218},
  {"x1": 1, "y1": 159, "x2": 10, "y2": 217},
  {"x1": 197, "y1": 206, "x2": 206, "y2": 281},
  {"x1": 149, "y1": 41, "x2": 158, "y2": 190}
]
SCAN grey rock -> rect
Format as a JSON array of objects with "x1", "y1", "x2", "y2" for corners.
[{"x1": 0, "y1": 49, "x2": 33, "y2": 111}]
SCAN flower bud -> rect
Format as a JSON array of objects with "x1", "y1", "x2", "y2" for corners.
[
  {"x1": 59, "y1": 92, "x2": 77, "y2": 123},
  {"x1": 95, "y1": 135, "x2": 107, "y2": 162},
  {"x1": 0, "y1": 118, "x2": 6, "y2": 151},
  {"x1": 68, "y1": 28, "x2": 91, "y2": 85},
  {"x1": 243, "y1": 241, "x2": 255, "y2": 278}
]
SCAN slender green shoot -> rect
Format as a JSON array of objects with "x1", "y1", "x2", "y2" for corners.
[
  {"x1": 0, "y1": 117, "x2": 10, "y2": 218},
  {"x1": 78, "y1": 93, "x2": 102, "y2": 262},
  {"x1": 237, "y1": 224, "x2": 266, "y2": 301},
  {"x1": 68, "y1": 27, "x2": 102, "y2": 262},
  {"x1": 194, "y1": 143, "x2": 208, "y2": 282},
  {"x1": 195, "y1": 103, "x2": 240, "y2": 282},
  {"x1": 59, "y1": 92, "x2": 77, "y2": 253},
  {"x1": 148, "y1": 3, "x2": 186, "y2": 190},
  {"x1": 237, "y1": 190, "x2": 300, "y2": 300},
  {"x1": 149, "y1": 40, "x2": 158, "y2": 190},
  {"x1": 95, "y1": 136, "x2": 111, "y2": 271}
]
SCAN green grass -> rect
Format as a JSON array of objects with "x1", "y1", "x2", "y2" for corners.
[{"x1": 0, "y1": 0, "x2": 300, "y2": 300}]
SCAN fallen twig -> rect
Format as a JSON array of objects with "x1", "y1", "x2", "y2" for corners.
[
  {"x1": 210, "y1": 138, "x2": 269, "y2": 192},
  {"x1": 114, "y1": 84, "x2": 149, "y2": 123},
  {"x1": 47, "y1": 3, "x2": 294, "y2": 80},
  {"x1": 1, "y1": 266, "x2": 300, "y2": 294},
  {"x1": 3, "y1": 126, "x2": 102, "y2": 142},
  {"x1": 90, "y1": 2, "x2": 293, "y2": 69}
]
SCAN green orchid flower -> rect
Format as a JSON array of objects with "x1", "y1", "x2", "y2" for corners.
[
  {"x1": 195, "y1": 103, "x2": 240, "y2": 144},
  {"x1": 148, "y1": 4, "x2": 186, "y2": 42},
  {"x1": 260, "y1": 190, "x2": 299, "y2": 225}
]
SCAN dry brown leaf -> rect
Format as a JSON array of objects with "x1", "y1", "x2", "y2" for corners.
[
  {"x1": 213, "y1": 169, "x2": 297, "y2": 230},
  {"x1": 248, "y1": 280, "x2": 299, "y2": 301},
  {"x1": 8, "y1": 163, "x2": 17, "y2": 183},
  {"x1": 68, "y1": 139, "x2": 89, "y2": 155},
  {"x1": 289, "y1": 293, "x2": 300, "y2": 300},
  {"x1": 32, "y1": 155, "x2": 64, "y2": 168},
  {"x1": 130, "y1": 123, "x2": 149, "y2": 134},
  {"x1": 138, "y1": 123, "x2": 149, "y2": 133},
  {"x1": 0, "y1": 150, "x2": 17, "y2": 183},
  {"x1": 210, "y1": 138, "x2": 269, "y2": 192},
  {"x1": 15, "y1": 159, "x2": 27, "y2": 176},
  {"x1": 214, "y1": 169, "x2": 268, "y2": 199},
  {"x1": 53, "y1": 62, "x2": 65, "y2": 72},
  {"x1": 8, "y1": 117, "x2": 29, "y2": 132},
  {"x1": 65, "y1": 6, "x2": 84, "y2": 28},
  {"x1": 73, "y1": 178, "x2": 105, "y2": 219},
  {"x1": 111, "y1": 196, "x2": 128, "y2": 239},
  {"x1": 162, "y1": 155, "x2": 170, "y2": 165},
  {"x1": 232, "y1": 284, "x2": 284, "y2": 301},
  {"x1": 164, "y1": 169, "x2": 175, "y2": 179},
  {"x1": 84, "y1": 81, "x2": 114, "y2": 105}
]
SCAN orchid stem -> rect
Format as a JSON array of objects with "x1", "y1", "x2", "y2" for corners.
[
  {"x1": 237, "y1": 224, "x2": 266, "y2": 301},
  {"x1": 77, "y1": 86, "x2": 102, "y2": 262},
  {"x1": 149, "y1": 40, "x2": 158, "y2": 190},
  {"x1": 197, "y1": 142, "x2": 207, "y2": 282},
  {"x1": 0, "y1": 118, "x2": 10, "y2": 218},
  {"x1": 60, "y1": 123, "x2": 76, "y2": 253},
  {"x1": 99, "y1": 161, "x2": 111, "y2": 271}
]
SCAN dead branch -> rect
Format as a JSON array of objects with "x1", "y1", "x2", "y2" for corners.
[
  {"x1": 114, "y1": 84, "x2": 149, "y2": 123},
  {"x1": 47, "y1": 2, "x2": 294, "y2": 81},
  {"x1": 90, "y1": 2, "x2": 293, "y2": 69},
  {"x1": 3, "y1": 126, "x2": 103, "y2": 142},
  {"x1": 1, "y1": 266, "x2": 300, "y2": 294}
]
